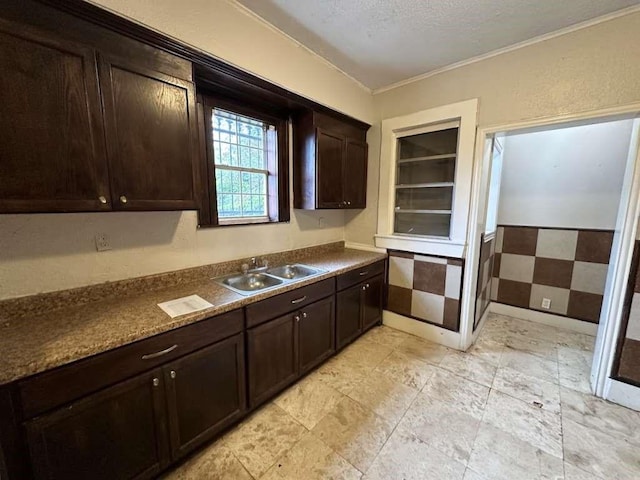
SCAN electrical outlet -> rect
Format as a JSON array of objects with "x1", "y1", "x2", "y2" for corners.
[
  {"x1": 541, "y1": 298, "x2": 551, "y2": 310},
  {"x1": 95, "y1": 233, "x2": 112, "y2": 252}
]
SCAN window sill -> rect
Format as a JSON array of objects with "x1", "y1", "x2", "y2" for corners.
[
  {"x1": 198, "y1": 219, "x2": 289, "y2": 229},
  {"x1": 374, "y1": 234, "x2": 466, "y2": 257}
]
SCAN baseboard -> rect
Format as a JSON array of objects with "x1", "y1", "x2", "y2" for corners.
[
  {"x1": 344, "y1": 241, "x2": 387, "y2": 253},
  {"x1": 489, "y1": 302, "x2": 598, "y2": 336},
  {"x1": 383, "y1": 310, "x2": 462, "y2": 350},
  {"x1": 605, "y1": 378, "x2": 640, "y2": 412}
]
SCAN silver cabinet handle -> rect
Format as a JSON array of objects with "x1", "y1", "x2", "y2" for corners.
[
  {"x1": 302, "y1": 312, "x2": 308, "y2": 318},
  {"x1": 347, "y1": 201, "x2": 352, "y2": 206},
  {"x1": 294, "y1": 315, "x2": 300, "y2": 322},
  {"x1": 119, "y1": 195, "x2": 128, "y2": 204},
  {"x1": 170, "y1": 370, "x2": 176, "y2": 379},
  {"x1": 142, "y1": 344, "x2": 178, "y2": 360},
  {"x1": 362, "y1": 285, "x2": 366, "y2": 291},
  {"x1": 153, "y1": 378, "x2": 160, "y2": 387},
  {"x1": 291, "y1": 295, "x2": 307, "y2": 304},
  {"x1": 359, "y1": 271, "x2": 369, "y2": 276},
  {"x1": 98, "y1": 195, "x2": 107, "y2": 204},
  {"x1": 366, "y1": 283, "x2": 370, "y2": 288}
]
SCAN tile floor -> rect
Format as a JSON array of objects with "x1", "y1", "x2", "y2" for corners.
[{"x1": 164, "y1": 313, "x2": 640, "y2": 480}]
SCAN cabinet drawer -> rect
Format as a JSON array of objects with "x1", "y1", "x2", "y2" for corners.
[
  {"x1": 19, "y1": 309, "x2": 243, "y2": 419},
  {"x1": 245, "y1": 278, "x2": 335, "y2": 328},
  {"x1": 336, "y1": 260, "x2": 385, "y2": 291}
]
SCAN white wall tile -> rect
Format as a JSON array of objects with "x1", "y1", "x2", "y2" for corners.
[
  {"x1": 414, "y1": 255, "x2": 448, "y2": 265},
  {"x1": 495, "y1": 227, "x2": 504, "y2": 253},
  {"x1": 389, "y1": 256, "x2": 414, "y2": 289},
  {"x1": 536, "y1": 229, "x2": 578, "y2": 260},
  {"x1": 445, "y1": 265, "x2": 462, "y2": 299},
  {"x1": 626, "y1": 293, "x2": 640, "y2": 341},
  {"x1": 499, "y1": 254, "x2": 535, "y2": 283},
  {"x1": 411, "y1": 290, "x2": 444, "y2": 324},
  {"x1": 571, "y1": 262, "x2": 609, "y2": 295}
]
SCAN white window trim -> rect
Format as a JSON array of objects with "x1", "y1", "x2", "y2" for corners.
[{"x1": 375, "y1": 98, "x2": 479, "y2": 257}]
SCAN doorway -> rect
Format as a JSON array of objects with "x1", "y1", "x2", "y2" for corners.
[{"x1": 464, "y1": 111, "x2": 640, "y2": 402}]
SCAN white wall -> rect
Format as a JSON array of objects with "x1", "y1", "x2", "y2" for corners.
[
  {"x1": 346, "y1": 10, "x2": 640, "y2": 246},
  {"x1": 497, "y1": 120, "x2": 634, "y2": 229},
  {"x1": 0, "y1": 0, "x2": 374, "y2": 300}
]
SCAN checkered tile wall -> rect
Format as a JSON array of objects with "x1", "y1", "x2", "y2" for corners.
[
  {"x1": 614, "y1": 240, "x2": 640, "y2": 385},
  {"x1": 387, "y1": 251, "x2": 464, "y2": 332},
  {"x1": 491, "y1": 225, "x2": 613, "y2": 323},
  {"x1": 474, "y1": 233, "x2": 496, "y2": 330}
]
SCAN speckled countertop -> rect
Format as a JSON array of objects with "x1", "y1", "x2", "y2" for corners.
[{"x1": 0, "y1": 248, "x2": 386, "y2": 385}]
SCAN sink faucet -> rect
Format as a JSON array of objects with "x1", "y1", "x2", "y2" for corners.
[{"x1": 243, "y1": 257, "x2": 269, "y2": 274}]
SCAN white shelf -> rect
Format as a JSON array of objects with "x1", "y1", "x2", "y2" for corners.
[
  {"x1": 395, "y1": 182, "x2": 454, "y2": 189},
  {"x1": 397, "y1": 153, "x2": 457, "y2": 164}
]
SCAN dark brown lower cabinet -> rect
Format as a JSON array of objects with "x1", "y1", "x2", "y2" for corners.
[
  {"x1": 336, "y1": 284, "x2": 363, "y2": 350},
  {"x1": 298, "y1": 296, "x2": 335, "y2": 375},
  {"x1": 247, "y1": 295, "x2": 336, "y2": 407},
  {"x1": 25, "y1": 369, "x2": 169, "y2": 480},
  {"x1": 247, "y1": 313, "x2": 298, "y2": 408},
  {"x1": 164, "y1": 333, "x2": 245, "y2": 460},
  {"x1": 336, "y1": 273, "x2": 384, "y2": 350}
]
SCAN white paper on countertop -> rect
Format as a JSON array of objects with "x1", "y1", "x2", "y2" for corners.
[{"x1": 157, "y1": 295, "x2": 214, "y2": 318}]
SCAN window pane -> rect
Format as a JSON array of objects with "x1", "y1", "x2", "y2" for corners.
[{"x1": 211, "y1": 108, "x2": 273, "y2": 220}]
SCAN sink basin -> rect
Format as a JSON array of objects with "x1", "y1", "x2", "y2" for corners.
[
  {"x1": 267, "y1": 264, "x2": 323, "y2": 280},
  {"x1": 220, "y1": 273, "x2": 283, "y2": 295}
]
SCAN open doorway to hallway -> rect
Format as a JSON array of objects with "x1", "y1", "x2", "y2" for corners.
[{"x1": 471, "y1": 115, "x2": 640, "y2": 400}]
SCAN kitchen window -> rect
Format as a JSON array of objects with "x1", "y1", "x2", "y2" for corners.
[{"x1": 199, "y1": 95, "x2": 289, "y2": 226}]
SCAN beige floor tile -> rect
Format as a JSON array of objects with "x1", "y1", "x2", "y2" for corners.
[
  {"x1": 399, "y1": 395, "x2": 482, "y2": 464},
  {"x1": 312, "y1": 354, "x2": 370, "y2": 395},
  {"x1": 564, "y1": 462, "x2": 604, "y2": 480},
  {"x1": 340, "y1": 338, "x2": 394, "y2": 370},
  {"x1": 499, "y1": 347, "x2": 559, "y2": 383},
  {"x1": 264, "y1": 431, "x2": 362, "y2": 480},
  {"x1": 224, "y1": 403, "x2": 306, "y2": 478},
  {"x1": 561, "y1": 387, "x2": 640, "y2": 445},
  {"x1": 373, "y1": 350, "x2": 437, "y2": 389},
  {"x1": 493, "y1": 366, "x2": 561, "y2": 414},
  {"x1": 467, "y1": 422, "x2": 564, "y2": 480},
  {"x1": 274, "y1": 374, "x2": 344, "y2": 429},
  {"x1": 312, "y1": 396, "x2": 394, "y2": 472},
  {"x1": 421, "y1": 368, "x2": 490, "y2": 419},
  {"x1": 363, "y1": 427, "x2": 466, "y2": 480},
  {"x1": 482, "y1": 390, "x2": 563, "y2": 458},
  {"x1": 466, "y1": 337, "x2": 504, "y2": 366},
  {"x1": 558, "y1": 347, "x2": 593, "y2": 394},
  {"x1": 359, "y1": 325, "x2": 413, "y2": 348},
  {"x1": 347, "y1": 371, "x2": 419, "y2": 424},
  {"x1": 395, "y1": 335, "x2": 450, "y2": 365},
  {"x1": 163, "y1": 442, "x2": 252, "y2": 480},
  {"x1": 556, "y1": 331, "x2": 596, "y2": 352},
  {"x1": 439, "y1": 350, "x2": 497, "y2": 387},
  {"x1": 505, "y1": 334, "x2": 558, "y2": 362},
  {"x1": 462, "y1": 468, "x2": 488, "y2": 480},
  {"x1": 563, "y1": 418, "x2": 640, "y2": 480}
]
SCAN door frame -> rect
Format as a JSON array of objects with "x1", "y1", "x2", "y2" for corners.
[{"x1": 463, "y1": 102, "x2": 640, "y2": 399}]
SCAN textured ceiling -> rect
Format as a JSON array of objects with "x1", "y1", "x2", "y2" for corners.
[{"x1": 235, "y1": 0, "x2": 640, "y2": 90}]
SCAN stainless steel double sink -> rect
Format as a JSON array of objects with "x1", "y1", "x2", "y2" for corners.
[{"x1": 216, "y1": 264, "x2": 325, "y2": 296}]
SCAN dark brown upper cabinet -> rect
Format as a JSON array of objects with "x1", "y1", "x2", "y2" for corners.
[
  {"x1": 0, "y1": 19, "x2": 110, "y2": 213},
  {"x1": 293, "y1": 110, "x2": 369, "y2": 210},
  {"x1": 0, "y1": 15, "x2": 197, "y2": 213},
  {"x1": 99, "y1": 54, "x2": 198, "y2": 210}
]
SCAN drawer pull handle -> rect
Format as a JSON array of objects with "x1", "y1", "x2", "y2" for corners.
[
  {"x1": 142, "y1": 344, "x2": 178, "y2": 360},
  {"x1": 291, "y1": 295, "x2": 307, "y2": 304},
  {"x1": 359, "y1": 271, "x2": 369, "y2": 276}
]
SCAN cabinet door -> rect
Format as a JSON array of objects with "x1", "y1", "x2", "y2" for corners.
[
  {"x1": 316, "y1": 128, "x2": 346, "y2": 208},
  {"x1": 344, "y1": 139, "x2": 368, "y2": 208},
  {"x1": 247, "y1": 314, "x2": 298, "y2": 407},
  {"x1": 362, "y1": 275, "x2": 384, "y2": 331},
  {"x1": 25, "y1": 369, "x2": 168, "y2": 480},
  {"x1": 298, "y1": 296, "x2": 335, "y2": 375},
  {"x1": 164, "y1": 333, "x2": 245, "y2": 461},
  {"x1": 336, "y1": 284, "x2": 363, "y2": 350},
  {"x1": 99, "y1": 54, "x2": 198, "y2": 210},
  {"x1": 0, "y1": 20, "x2": 110, "y2": 213}
]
